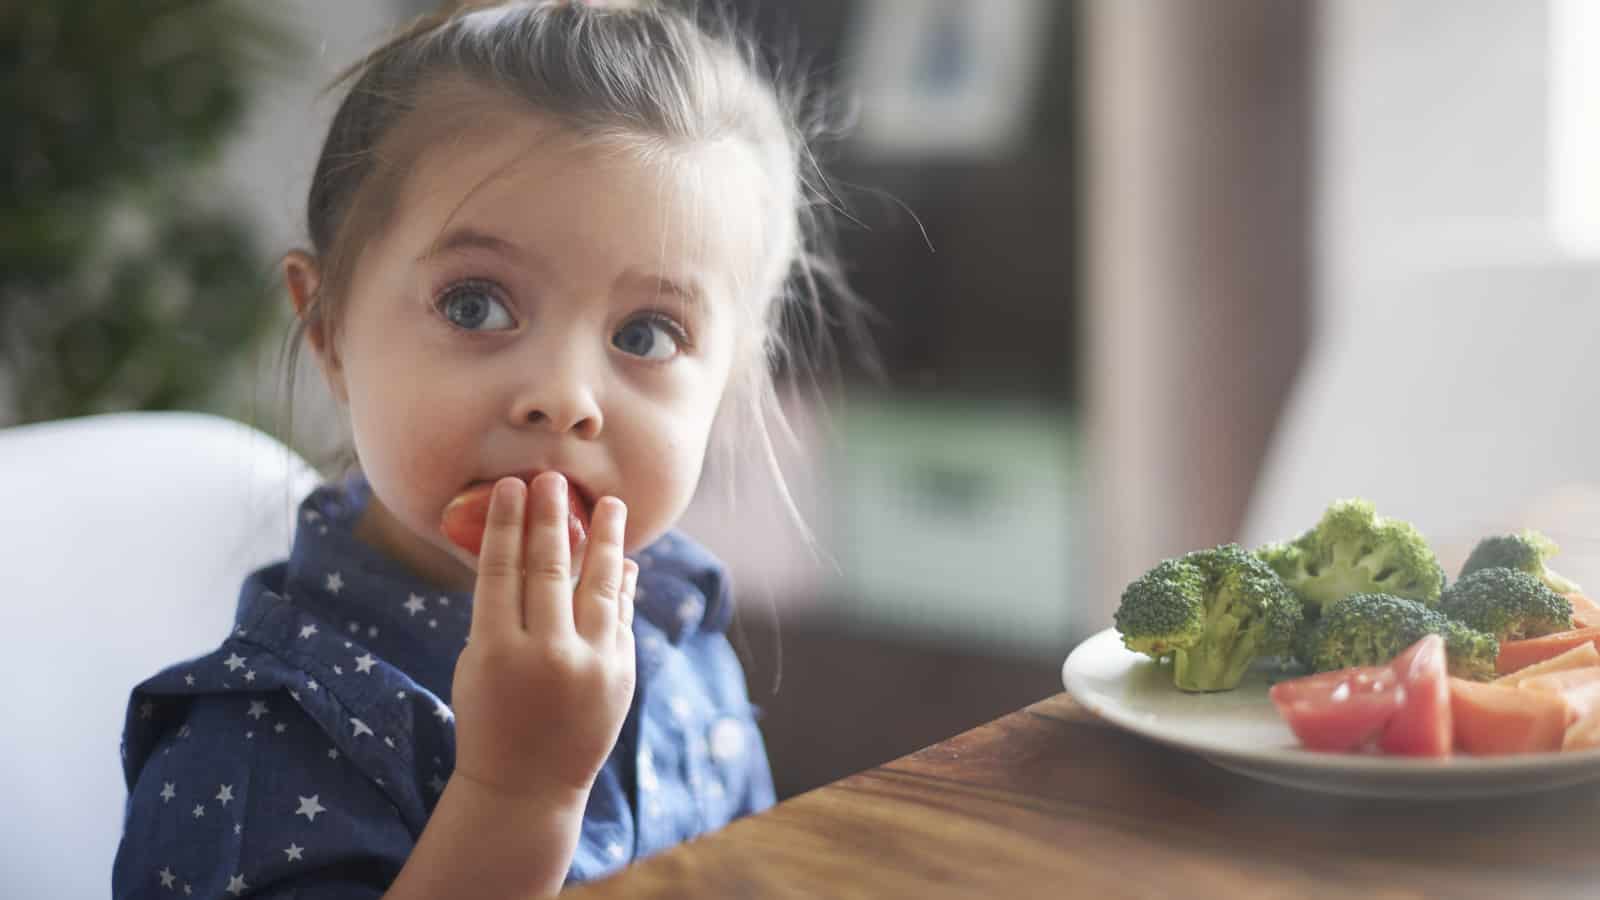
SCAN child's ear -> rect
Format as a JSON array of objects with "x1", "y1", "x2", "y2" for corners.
[{"x1": 282, "y1": 250, "x2": 349, "y2": 404}]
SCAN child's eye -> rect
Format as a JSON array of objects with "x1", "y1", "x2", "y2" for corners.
[
  {"x1": 612, "y1": 314, "x2": 687, "y2": 361},
  {"x1": 436, "y1": 281, "x2": 515, "y2": 331}
]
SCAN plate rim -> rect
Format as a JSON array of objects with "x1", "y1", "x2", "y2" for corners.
[{"x1": 1062, "y1": 627, "x2": 1600, "y2": 782}]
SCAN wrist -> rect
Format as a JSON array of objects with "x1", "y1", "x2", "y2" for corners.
[{"x1": 445, "y1": 768, "x2": 591, "y2": 820}]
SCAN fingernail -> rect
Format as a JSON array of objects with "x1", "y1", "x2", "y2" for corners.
[
  {"x1": 543, "y1": 473, "x2": 567, "y2": 509},
  {"x1": 494, "y1": 477, "x2": 524, "y2": 505},
  {"x1": 600, "y1": 497, "x2": 626, "y2": 533}
]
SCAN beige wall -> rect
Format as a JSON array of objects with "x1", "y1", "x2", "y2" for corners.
[{"x1": 1079, "y1": 0, "x2": 1313, "y2": 633}]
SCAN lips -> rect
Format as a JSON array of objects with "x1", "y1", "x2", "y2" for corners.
[{"x1": 440, "y1": 473, "x2": 593, "y2": 558}]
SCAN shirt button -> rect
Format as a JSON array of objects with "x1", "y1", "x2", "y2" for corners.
[{"x1": 709, "y1": 717, "x2": 744, "y2": 763}]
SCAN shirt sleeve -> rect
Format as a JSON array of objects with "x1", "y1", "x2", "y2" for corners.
[{"x1": 114, "y1": 690, "x2": 411, "y2": 899}]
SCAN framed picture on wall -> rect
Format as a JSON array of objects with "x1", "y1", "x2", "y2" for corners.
[{"x1": 842, "y1": 0, "x2": 1052, "y2": 160}]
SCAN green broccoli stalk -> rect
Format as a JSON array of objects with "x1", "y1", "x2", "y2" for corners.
[
  {"x1": 1114, "y1": 544, "x2": 1302, "y2": 693},
  {"x1": 1459, "y1": 530, "x2": 1582, "y2": 595},
  {"x1": 1439, "y1": 567, "x2": 1573, "y2": 642},
  {"x1": 1299, "y1": 592, "x2": 1498, "y2": 681},
  {"x1": 1255, "y1": 498, "x2": 1444, "y2": 618}
]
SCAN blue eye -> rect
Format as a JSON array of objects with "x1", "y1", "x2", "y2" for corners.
[
  {"x1": 437, "y1": 281, "x2": 514, "y2": 331},
  {"x1": 612, "y1": 315, "x2": 686, "y2": 361}
]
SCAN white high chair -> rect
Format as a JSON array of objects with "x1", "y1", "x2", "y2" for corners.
[{"x1": 0, "y1": 412, "x2": 321, "y2": 899}]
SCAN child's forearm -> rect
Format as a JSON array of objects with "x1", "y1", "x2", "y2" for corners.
[{"x1": 384, "y1": 773, "x2": 590, "y2": 899}]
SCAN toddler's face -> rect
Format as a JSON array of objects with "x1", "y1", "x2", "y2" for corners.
[{"x1": 299, "y1": 111, "x2": 768, "y2": 593}]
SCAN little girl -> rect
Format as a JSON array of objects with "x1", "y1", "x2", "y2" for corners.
[{"x1": 113, "y1": 1, "x2": 861, "y2": 896}]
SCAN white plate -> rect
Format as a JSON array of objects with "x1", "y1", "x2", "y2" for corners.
[{"x1": 1062, "y1": 628, "x2": 1600, "y2": 798}]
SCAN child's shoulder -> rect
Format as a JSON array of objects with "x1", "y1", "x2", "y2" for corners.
[{"x1": 631, "y1": 530, "x2": 739, "y2": 644}]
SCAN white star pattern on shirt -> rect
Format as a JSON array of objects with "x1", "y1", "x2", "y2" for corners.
[
  {"x1": 638, "y1": 747, "x2": 659, "y2": 792},
  {"x1": 333, "y1": 665, "x2": 343, "y2": 675},
  {"x1": 296, "y1": 795, "x2": 326, "y2": 822},
  {"x1": 183, "y1": 674, "x2": 195, "y2": 686},
  {"x1": 306, "y1": 679, "x2": 319, "y2": 692},
  {"x1": 159, "y1": 866, "x2": 177, "y2": 888},
  {"x1": 711, "y1": 718, "x2": 745, "y2": 762},
  {"x1": 139, "y1": 700, "x2": 154, "y2": 718},
  {"x1": 325, "y1": 571, "x2": 344, "y2": 594},
  {"x1": 299, "y1": 624, "x2": 318, "y2": 639},
  {"x1": 192, "y1": 804, "x2": 205, "y2": 819},
  {"x1": 243, "y1": 670, "x2": 256, "y2": 683},
  {"x1": 403, "y1": 594, "x2": 426, "y2": 615},
  {"x1": 234, "y1": 824, "x2": 242, "y2": 835},
  {"x1": 284, "y1": 843, "x2": 304, "y2": 861},
  {"x1": 433, "y1": 701, "x2": 453, "y2": 723},
  {"x1": 677, "y1": 595, "x2": 704, "y2": 623},
  {"x1": 304, "y1": 509, "x2": 321, "y2": 523},
  {"x1": 183, "y1": 884, "x2": 191, "y2": 896},
  {"x1": 159, "y1": 782, "x2": 175, "y2": 803},
  {"x1": 350, "y1": 718, "x2": 374, "y2": 738},
  {"x1": 669, "y1": 696, "x2": 692, "y2": 721},
  {"x1": 226, "y1": 874, "x2": 249, "y2": 896},
  {"x1": 215, "y1": 785, "x2": 234, "y2": 806},
  {"x1": 247, "y1": 701, "x2": 268, "y2": 720},
  {"x1": 327, "y1": 748, "x2": 339, "y2": 760},
  {"x1": 438, "y1": 596, "x2": 450, "y2": 607},
  {"x1": 223, "y1": 653, "x2": 246, "y2": 672},
  {"x1": 354, "y1": 653, "x2": 376, "y2": 674}
]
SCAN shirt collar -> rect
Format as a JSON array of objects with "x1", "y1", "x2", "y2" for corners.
[{"x1": 276, "y1": 473, "x2": 473, "y2": 701}]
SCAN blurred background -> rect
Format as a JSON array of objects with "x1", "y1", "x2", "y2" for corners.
[{"x1": 7, "y1": 0, "x2": 1600, "y2": 823}]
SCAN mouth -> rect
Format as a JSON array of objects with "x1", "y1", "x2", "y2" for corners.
[{"x1": 440, "y1": 471, "x2": 595, "y2": 559}]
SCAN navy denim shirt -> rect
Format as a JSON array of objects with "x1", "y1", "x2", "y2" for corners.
[{"x1": 113, "y1": 475, "x2": 774, "y2": 898}]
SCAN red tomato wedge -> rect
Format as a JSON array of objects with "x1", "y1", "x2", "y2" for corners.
[
  {"x1": 1449, "y1": 677, "x2": 1567, "y2": 755},
  {"x1": 1379, "y1": 634, "x2": 1452, "y2": 757},
  {"x1": 1269, "y1": 666, "x2": 1404, "y2": 752},
  {"x1": 1497, "y1": 627, "x2": 1600, "y2": 675},
  {"x1": 1567, "y1": 593, "x2": 1600, "y2": 629},
  {"x1": 1493, "y1": 642, "x2": 1600, "y2": 687},
  {"x1": 439, "y1": 477, "x2": 589, "y2": 558}
]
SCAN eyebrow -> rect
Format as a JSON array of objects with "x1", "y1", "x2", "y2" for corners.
[
  {"x1": 615, "y1": 270, "x2": 708, "y2": 315},
  {"x1": 422, "y1": 225, "x2": 710, "y2": 314},
  {"x1": 419, "y1": 226, "x2": 541, "y2": 267}
]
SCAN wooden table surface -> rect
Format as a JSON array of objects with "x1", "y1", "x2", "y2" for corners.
[{"x1": 570, "y1": 692, "x2": 1600, "y2": 899}]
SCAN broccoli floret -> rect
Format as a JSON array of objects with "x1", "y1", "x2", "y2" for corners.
[
  {"x1": 1299, "y1": 592, "x2": 1498, "y2": 681},
  {"x1": 1114, "y1": 544, "x2": 1302, "y2": 693},
  {"x1": 1459, "y1": 529, "x2": 1582, "y2": 595},
  {"x1": 1255, "y1": 498, "x2": 1444, "y2": 617},
  {"x1": 1438, "y1": 567, "x2": 1573, "y2": 642}
]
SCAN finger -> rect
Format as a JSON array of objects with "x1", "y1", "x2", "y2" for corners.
[
  {"x1": 522, "y1": 472, "x2": 576, "y2": 636},
  {"x1": 469, "y1": 477, "x2": 528, "y2": 641},
  {"x1": 618, "y1": 559, "x2": 639, "y2": 629},
  {"x1": 574, "y1": 497, "x2": 627, "y2": 642}
]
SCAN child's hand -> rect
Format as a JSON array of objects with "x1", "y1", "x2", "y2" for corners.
[{"x1": 449, "y1": 473, "x2": 638, "y2": 803}]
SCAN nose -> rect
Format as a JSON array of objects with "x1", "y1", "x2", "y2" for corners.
[{"x1": 508, "y1": 360, "x2": 604, "y2": 440}]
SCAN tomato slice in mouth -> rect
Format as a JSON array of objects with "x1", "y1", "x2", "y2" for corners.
[{"x1": 440, "y1": 475, "x2": 591, "y2": 558}]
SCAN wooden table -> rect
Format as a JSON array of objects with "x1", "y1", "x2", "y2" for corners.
[{"x1": 570, "y1": 693, "x2": 1600, "y2": 899}]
